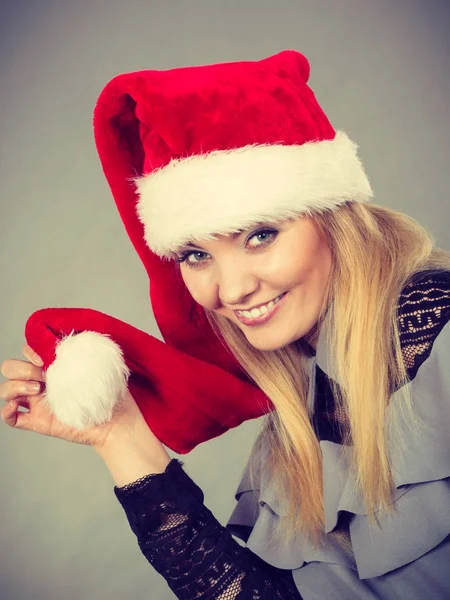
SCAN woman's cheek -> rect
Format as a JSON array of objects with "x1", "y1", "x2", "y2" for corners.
[
  {"x1": 265, "y1": 250, "x2": 306, "y2": 285},
  {"x1": 184, "y1": 276, "x2": 216, "y2": 309}
]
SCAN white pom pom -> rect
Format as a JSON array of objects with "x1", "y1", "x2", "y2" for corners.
[{"x1": 42, "y1": 330, "x2": 131, "y2": 430}]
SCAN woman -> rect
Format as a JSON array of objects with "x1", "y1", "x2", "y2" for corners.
[{"x1": 2, "y1": 49, "x2": 450, "y2": 599}]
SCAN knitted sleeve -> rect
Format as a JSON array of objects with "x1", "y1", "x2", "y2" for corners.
[{"x1": 113, "y1": 458, "x2": 302, "y2": 600}]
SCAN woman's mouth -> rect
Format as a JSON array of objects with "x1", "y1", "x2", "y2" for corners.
[{"x1": 234, "y1": 292, "x2": 288, "y2": 326}]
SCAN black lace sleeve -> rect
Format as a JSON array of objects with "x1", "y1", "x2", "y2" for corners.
[
  {"x1": 396, "y1": 269, "x2": 450, "y2": 380},
  {"x1": 113, "y1": 458, "x2": 302, "y2": 599}
]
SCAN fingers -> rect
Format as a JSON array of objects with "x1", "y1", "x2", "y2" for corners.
[
  {"x1": 22, "y1": 343, "x2": 44, "y2": 367},
  {"x1": 0, "y1": 379, "x2": 42, "y2": 432},
  {"x1": 0, "y1": 378, "x2": 42, "y2": 402},
  {"x1": 2, "y1": 400, "x2": 18, "y2": 427},
  {"x1": 0, "y1": 345, "x2": 46, "y2": 432},
  {"x1": 1, "y1": 397, "x2": 31, "y2": 429},
  {"x1": 1, "y1": 358, "x2": 45, "y2": 384}
]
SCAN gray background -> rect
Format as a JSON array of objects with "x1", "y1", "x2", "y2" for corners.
[{"x1": 1, "y1": 1, "x2": 449, "y2": 598}]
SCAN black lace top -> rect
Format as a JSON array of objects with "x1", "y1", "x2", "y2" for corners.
[
  {"x1": 114, "y1": 458, "x2": 302, "y2": 599},
  {"x1": 113, "y1": 268, "x2": 450, "y2": 600}
]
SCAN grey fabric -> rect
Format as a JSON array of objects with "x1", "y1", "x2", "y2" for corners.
[{"x1": 226, "y1": 316, "x2": 450, "y2": 598}]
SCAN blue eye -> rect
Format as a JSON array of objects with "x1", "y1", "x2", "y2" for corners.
[
  {"x1": 248, "y1": 229, "x2": 276, "y2": 246},
  {"x1": 175, "y1": 227, "x2": 278, "y2": 269},
  {"x1": 175, "y1": 250, "x2": 208, "y2": 267}
]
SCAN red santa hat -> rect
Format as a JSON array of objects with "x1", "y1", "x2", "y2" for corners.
[{"x1": 24, "y1": 49, "x2": 372, "y2": 453}]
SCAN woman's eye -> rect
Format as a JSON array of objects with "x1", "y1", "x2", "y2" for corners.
[
  {"x1": 188, "y1": 251, "x2": 208, "y2": 265},
  {"x1": 175, "y1": 250, "x2": 209, "y2": 268},
  {"x1": 247, "y1": 228, "x2": 278, "y2": 247},
  {"x1": 175, "y1": 228, "x2": 278, "y2": 269}
]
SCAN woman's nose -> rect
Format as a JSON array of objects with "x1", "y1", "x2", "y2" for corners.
[{"x1": 217, "y1": 261, "x2": 259, "y2": 307}]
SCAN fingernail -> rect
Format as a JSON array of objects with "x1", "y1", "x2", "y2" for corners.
[
  {"x1": 31, "y1": 354, "x2": 44, "y2": 366},
  {"x1": 23, "y1": 383, "x2": 40, "y2": 393}
]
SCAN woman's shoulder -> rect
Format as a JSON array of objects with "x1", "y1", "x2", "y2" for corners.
[{"x1": 396, "y1": 268, "x2": 450, "y2": 381}]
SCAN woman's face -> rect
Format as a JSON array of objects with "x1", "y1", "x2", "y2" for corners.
[{"x1": 173, "y1": 216, "x2": 333, "y2": 352}]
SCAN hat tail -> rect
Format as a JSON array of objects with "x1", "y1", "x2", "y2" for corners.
[{"x1": 25, "y1": 308, "x2": 271, "y2": 453}]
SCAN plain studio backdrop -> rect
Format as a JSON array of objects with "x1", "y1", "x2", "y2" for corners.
[{"x1": 1, "y1": 1, "x2": 449, "y2": 598}]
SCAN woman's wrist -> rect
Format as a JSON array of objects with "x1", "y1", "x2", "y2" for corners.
[{"x1": 94, "y1": 424, "x2": 172, "y2": 487}]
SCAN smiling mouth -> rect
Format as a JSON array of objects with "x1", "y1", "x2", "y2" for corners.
[{"x1": 234, "y1": 292, "x2": 287, "y2": 319}]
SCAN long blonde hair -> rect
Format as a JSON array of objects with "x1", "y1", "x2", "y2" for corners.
[{"x1": 203, "y1": 201, "x2": 450, "y2": 548}]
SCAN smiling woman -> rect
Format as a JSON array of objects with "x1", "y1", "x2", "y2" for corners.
[
  {"x1": 8, "y1": 48, "x2": 450, "y2": 600},
  {"x1": 175, "y1": 217, "x2": 333, "y2": 353}
]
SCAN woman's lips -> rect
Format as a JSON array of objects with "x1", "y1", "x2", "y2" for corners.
[{"x1": 234, "y1": 292, "x2": 288, "y2": 326}]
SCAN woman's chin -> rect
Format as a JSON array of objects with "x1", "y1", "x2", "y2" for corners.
[{"x1": 243, "y1": 331, "x2": 295, "y2": 352}]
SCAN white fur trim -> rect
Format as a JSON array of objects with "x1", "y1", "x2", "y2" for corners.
[
  {"x1": 133, "y1": 130, "x2": 373, "y2": 258},
  {"x1": 42, "y1": 331, "x2": 130, "y2": 431}
]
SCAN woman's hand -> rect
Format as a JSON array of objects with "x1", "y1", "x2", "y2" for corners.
[{"x1": 0, "y1": 343, "x2": 146, "y2": 451}]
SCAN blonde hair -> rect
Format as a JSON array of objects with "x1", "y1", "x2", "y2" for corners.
[{"x1": 203, "y1": 201, "x2": 450, "y2": 550}]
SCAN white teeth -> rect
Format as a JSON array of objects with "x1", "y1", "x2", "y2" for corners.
[{"x1": 237, "y1": 293, "x2": 284, "y2": 319}]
